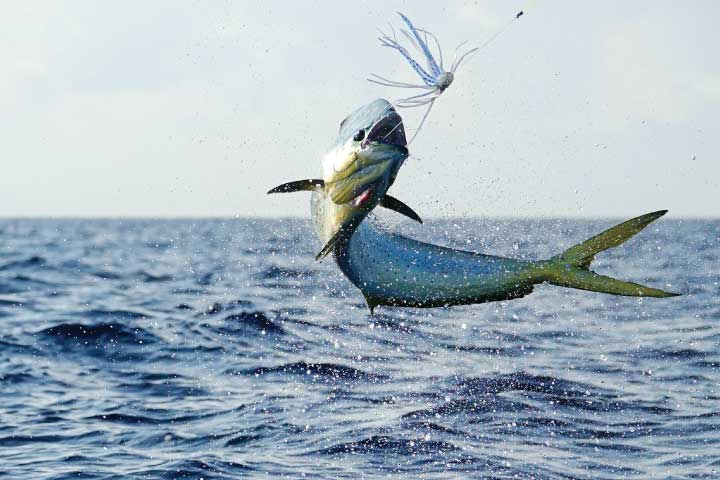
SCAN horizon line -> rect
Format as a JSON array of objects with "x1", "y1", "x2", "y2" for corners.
[{"x1": 0, "y1": 213, "x2": 718, "y2": 221}]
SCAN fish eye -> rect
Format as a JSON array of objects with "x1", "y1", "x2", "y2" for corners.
[{"x1": 353, "y1": 129, "x2": 365, "y2": 142}]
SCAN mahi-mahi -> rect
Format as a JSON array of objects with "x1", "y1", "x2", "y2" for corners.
[{"x1": 269, "y1": 99, "x2": 678, "y2": 313}]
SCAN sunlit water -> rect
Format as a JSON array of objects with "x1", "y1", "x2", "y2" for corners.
[{"x1": 0, "y1": 217, "x2": 717, "y2": 479}]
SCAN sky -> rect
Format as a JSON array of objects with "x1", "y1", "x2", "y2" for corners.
[{"x1": 0, "y1": 1, "x2": 718, "y2": 218}]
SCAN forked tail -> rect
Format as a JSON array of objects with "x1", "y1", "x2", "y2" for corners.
[{"x1": 537, "y1": 210, "x2": 680, "y2": 297}]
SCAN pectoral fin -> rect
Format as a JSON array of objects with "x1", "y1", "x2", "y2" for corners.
[
  {"x1": 380, "y1": 195, "x2": 423, "y2": 224},
  {"x1": 267, "y1": 179, "x2": 324, "y2": 194},
  {"x1": 315, "y1": 228, "x2": 346, "y2": 261}
]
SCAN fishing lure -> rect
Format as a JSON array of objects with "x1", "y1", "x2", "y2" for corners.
[{"x1": 370, "y1": 11, "x2": 523, "y2": 143}]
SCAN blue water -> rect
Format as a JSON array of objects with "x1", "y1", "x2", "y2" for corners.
[{"x1": 0, "y1": 217, "x2": 718, "y2": 479}]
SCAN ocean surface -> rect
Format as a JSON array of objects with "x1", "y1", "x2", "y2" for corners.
[{"x1": 0, "y1": 216, "x2": 718, "y2": 479}]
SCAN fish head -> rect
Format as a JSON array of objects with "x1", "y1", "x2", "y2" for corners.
[
  {"x1": 310, "y1": 99, "x2": 410, "y2": 252},
  {"x1": 322, "y1": 99, "x2": 408, "y2": 210}
]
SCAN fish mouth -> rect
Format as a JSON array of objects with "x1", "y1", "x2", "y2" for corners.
[
  {"x1": 350, "y1": 109, "x2": 405, "y2": 207},
  {"x1": 361, "y1": 110, "x2": 408, "y2": 153}
]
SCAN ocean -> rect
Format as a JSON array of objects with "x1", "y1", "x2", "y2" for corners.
[{"x1": 0, "y1": 216, "x2": 717, "y2": 479}]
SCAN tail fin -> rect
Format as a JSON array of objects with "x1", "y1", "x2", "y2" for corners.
[{"x1": 539, "y1": 210, "x2": 680, "y2": 298}]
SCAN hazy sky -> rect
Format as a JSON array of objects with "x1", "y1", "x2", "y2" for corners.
[{"x1": 1, "y1": 1, "x2": 718, "y2": 218}]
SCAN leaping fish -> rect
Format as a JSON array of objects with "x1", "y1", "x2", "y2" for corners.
[{"x1": 269, "y1": 99, "x2": 679, "y2": 313}]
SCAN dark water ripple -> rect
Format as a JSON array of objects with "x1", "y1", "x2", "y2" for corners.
[{"x1": 0, "y1": 217, "x2": 718, "y2": 479}]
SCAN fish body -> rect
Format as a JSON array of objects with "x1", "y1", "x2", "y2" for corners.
[
  {"x1": 271, "y1": 99, "x2": 678, "y2": 312},
  {"x1": 334, "y1": 220, "x2": 536, "y2": 309}
]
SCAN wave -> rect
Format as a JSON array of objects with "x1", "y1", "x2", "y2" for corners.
[
  {"x1": 224, "y1": 434, "x2": 260, "y2": 447},
  {"x1": 626, "y1": 347, "x2": 710, "y2": 360},
  {"x1": 0, "y1": 338, "x2": 43, "y2": 356},
  {"x1": 78, "y1": 309, "x2": 149, "y2": 320},
  {"x1": 0, "y1": 283, "x2": 22, "y2": 295},
  {"x1": 262, "y1": 265, "x2": 315, "y2": 280},
  {"x1": 456, "y1": 372, "x2": 593, "y2": 396},
  {"x1": 201, "y1": 302, "x2": 224, "y2": 316},
  {"x1": 227, "y1": 299, "x2": 254, "y2": 308},
  {"x1": 134, "y1": 458, "x2": 254, "y2": 479},
  {"x1": 172, "y1": 287, "x2": 208, "y2": 295},
  {"x1": 242, "y1": 361, "x2": 387, "y2": 382},
  {"x1": 314, "y1": 435, "x2": 460, "y2": 456},
  {"x1": 0, "y1": 371, "x2": 36, "y2": 384},
  {"x1": 86, "y1": 412, "x2": 200, "y2": 426},
  {"x1": 91, "y1": 270, "x2": 122, "y2": 280},
  {"x1": 197, "y1": 300, "x2": 256, "y2": 317},
  {"x1": 220, "y1": 312, "x2": 285, "y2": 335},
  {"x1": 402, "y1": 393, "x2": 527, "y2": 420},
  {"x1": 196, "y1": 272, "x2": 215, "y2": 286},
  {"x1": 0, "y1": 255, "x2": 47, "y2": 271},
  {"x1": 0, "y1": 430, "x2": 104, "y2": 447},
  {"x1": 0, "y1": 298, "x2": 23, "y2": 307},
  {"x1": 8, "y1": 274, "x2": 55, "y2": 288},
  {"x1": 39, "y1": 322, "x2": 156, "y2": 344},
  {"x1": 440, "y1": 344, "x2": 537, "y2": 357},
  {"x1": 137, "y1": 271, "x2": 173, "y2": 283},
  {"x1": 402, "y1": 372, "x2": 675, "y2": 421},
  {"x1": 116, "y1": 380, "x2": 209, "y2": 399},
  {"x1": 114, "y1": 370, "x2": 208, "y2": 399},
  {"x1": 86, "y1": 405, "x2": 244, "y2": 426}
]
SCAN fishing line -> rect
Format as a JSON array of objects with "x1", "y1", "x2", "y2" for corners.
[
  {"x1": 470, "y1": 9, "x2": 525, "y2": 62},
  {"x1": 406, "y1": 7, "x2": 527, "y2": 145},
  {"x1": 373, "y1": 6, "x2": 529, "y2": 147}
]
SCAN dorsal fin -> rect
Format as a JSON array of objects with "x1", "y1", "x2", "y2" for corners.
[
  {"x1": 380, "y1": 195, "x2": 423, "y2": 223},
  {"x1": 267, "y1": 179, "x2": 324, "y2": 194}
]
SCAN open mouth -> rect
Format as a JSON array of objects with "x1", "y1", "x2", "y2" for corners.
[
  {"x1": 347, "y1": 110, "x2": 406, "y2": 206},
  {"x1": 362, "y1": 110, "x2": 408, "y2": 154}
]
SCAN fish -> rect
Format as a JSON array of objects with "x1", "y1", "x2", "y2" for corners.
[{"x1": 269, "y1": 98, "x2": 679, "y2": 313}]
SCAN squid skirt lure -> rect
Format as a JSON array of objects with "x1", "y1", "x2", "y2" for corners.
[{"x1": 370, "y1": 11, "x2": 523, "y2": 143}]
